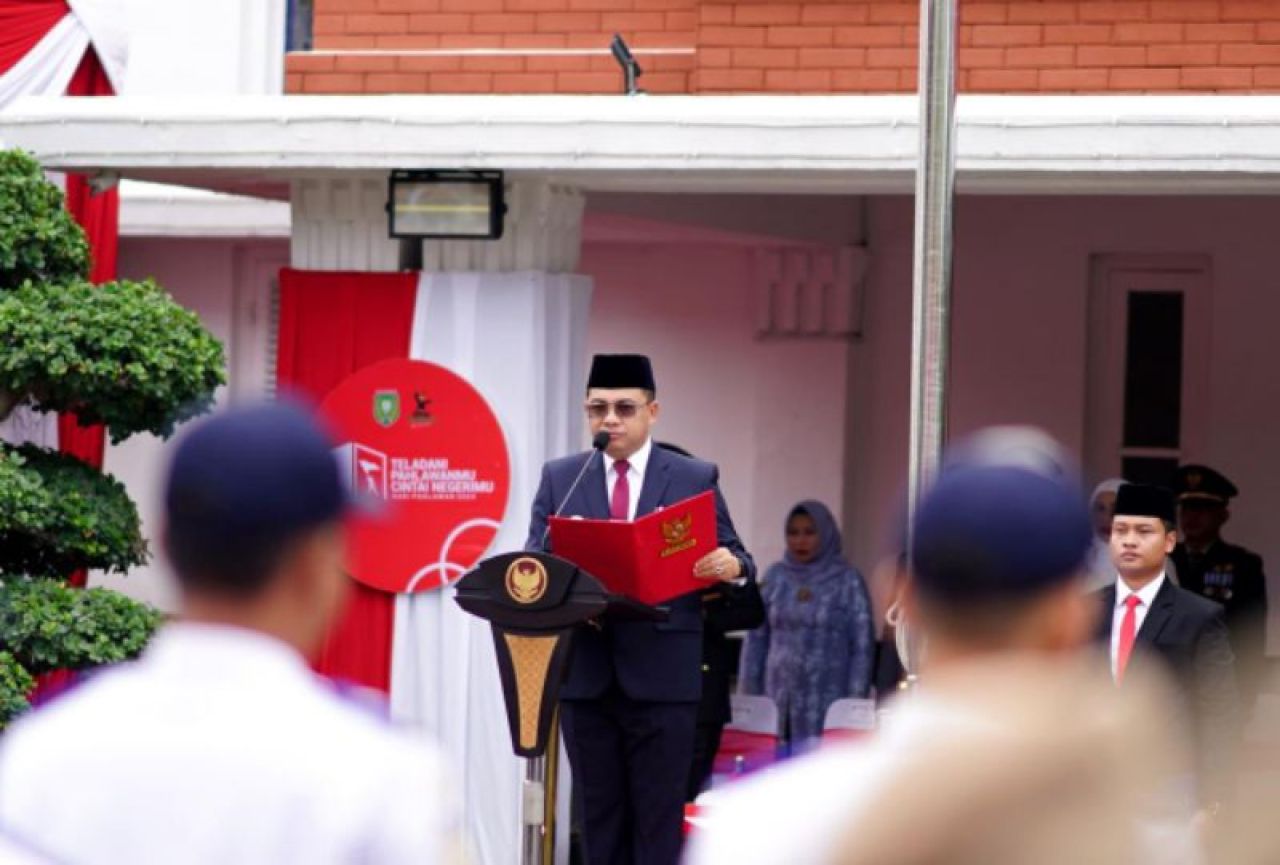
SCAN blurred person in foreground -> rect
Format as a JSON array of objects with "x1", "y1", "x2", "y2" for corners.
[
  {"x1": 0, "y1": 401, "x2": 463, "y2": 865},
  {"x1": 686, "y1": 440, "x2": 1196, "y2": 865}
]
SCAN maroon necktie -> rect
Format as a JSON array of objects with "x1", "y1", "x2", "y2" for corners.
[{"x1": 610, "y1": 460, "x2": 631, "y2": 520}]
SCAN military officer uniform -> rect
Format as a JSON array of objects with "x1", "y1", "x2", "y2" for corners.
[{"x1": 1170, "y1": 465, "x2": 1269, "y2": 710}]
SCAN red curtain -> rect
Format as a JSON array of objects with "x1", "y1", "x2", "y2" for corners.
[
  {"x1": 276, "y1": 268, "x2": 419, "y2": 693},
  {"x1": 63, "y1": 49, "x2": 120, "y2": 284},
  {"x1": 0, "y1": 1, "x2": 69, "y2": 73},
  {"x1": 56, "y1": 47, "x2": 119, "y2": 588}
]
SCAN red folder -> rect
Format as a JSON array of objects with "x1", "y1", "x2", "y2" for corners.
[{"x1": 548, "y1": 490, "x2": 717, "y2": 606}]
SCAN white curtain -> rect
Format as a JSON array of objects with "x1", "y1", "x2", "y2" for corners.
[
  {"x1": 0, "y1": 0, "x2": 127, "y2": 111},
  {"x1": 391, "y1": 271, "x2": 592, "y2": 865},
  {"x1": 0, "y1": 406, "x2": 59, "y2": 449},
  {"x1": 0, "y1": 14, "x2": 86, "y2": 109},
  {"x1": 67, "y1": 0, "x2": 129, "y2": 88}
]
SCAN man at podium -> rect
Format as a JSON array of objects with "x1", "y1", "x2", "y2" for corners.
[{"x1": 526, "y1": 353, "x2": 756, "y2": 865}]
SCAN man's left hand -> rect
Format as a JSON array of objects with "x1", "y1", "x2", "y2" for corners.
[{"x1": 693, "y1": 547, "x2": 741, "y2": 583}]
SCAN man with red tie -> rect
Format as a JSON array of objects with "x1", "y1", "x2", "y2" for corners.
[
  {"x1": 526, "y1": 354, "x2": 755, "y2": 865},
  {"x1": 1099, "y1": 483, "x2": 1238, "y2": 815}
]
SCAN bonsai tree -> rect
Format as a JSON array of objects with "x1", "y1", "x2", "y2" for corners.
[{"x1": 0, "y1": 149, "x2": 226, "y2": 728}]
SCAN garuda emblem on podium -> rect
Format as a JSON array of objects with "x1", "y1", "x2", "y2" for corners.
[{"x1": 505, "y1": 557, "x2": 548, "y2": 605}]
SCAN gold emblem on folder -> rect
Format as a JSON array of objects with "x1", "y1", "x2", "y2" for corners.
[
  {"x1": 505, "y1": 557, "x2": 548, "y2": 605},
  {"x1": 660, "y1": 512, "x2": 698, "y2": 558}
]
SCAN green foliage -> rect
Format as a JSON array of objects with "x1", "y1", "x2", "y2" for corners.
[
  {"x1": 0, "y1": 651, "x2": 35, "y2": 730},
  {"x1": 0, "y1": 149, "x2": 89, "y2": 291},
  {"x1": 0, "y1": 279, "x2": 227, "y2": 442},
  {"x1": 0, "y1": 148, "x2": 212, "y2": 730},
  {"x1": 0, "y1": 445, "x2": 148, "y2": 578},
  {"x1": 0, "y1": 579, "x2": 162, "y2": 677}
]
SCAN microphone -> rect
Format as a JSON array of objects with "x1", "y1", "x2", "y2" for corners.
[{"x1": 541, "y1": 431, "x2": 611, "y2": 547}]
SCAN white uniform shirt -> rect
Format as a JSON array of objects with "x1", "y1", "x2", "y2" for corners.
[
  {"x1": 685, "y1": 693, "x2": 975, "y2": 865},
  {"x1": 603, "y1": 436, "x2": 652, "y2": 520},
  {"x1": 0, "y1": 624, "x2": 462, "y2": 865},
  {"x1": 684, "y1": 676, "x2": 1201, "y2": 865},
  {"x1": 1110, "y1": 573, "x2": 1166, "y2": 679}
]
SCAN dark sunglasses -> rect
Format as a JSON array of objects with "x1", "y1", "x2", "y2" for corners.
[{"x1": 584, "y1": 400, "x2": 648, "y2": 420}]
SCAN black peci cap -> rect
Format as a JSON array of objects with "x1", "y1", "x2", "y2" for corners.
[
  {"x1": 586, "y1": 354, "x2": 656, "y2": 392},
  {"x1": 1113, "y1": 483, "x2": 1176, "y2": 524}
]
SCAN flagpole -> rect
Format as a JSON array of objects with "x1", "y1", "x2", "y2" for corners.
[
  {"x1": 907, "y1": 0, "x2": 959, "y2": 537},
  {"x1": 903, "y1": 0, "x2": 958, "y2": 683}
]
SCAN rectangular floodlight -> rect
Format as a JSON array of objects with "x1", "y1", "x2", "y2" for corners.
[{"x1": 388, "y1": 169, "x2": 505, "y2": 240}]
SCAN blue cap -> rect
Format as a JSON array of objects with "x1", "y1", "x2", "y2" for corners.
[
  {"x1": 165, "y1": 400, "x2": 356, "y2": 546},
  {"x1": 911, "y1": 464, "x2": 1093, "y2": 602}
]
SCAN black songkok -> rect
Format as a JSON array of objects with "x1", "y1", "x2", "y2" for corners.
[
  {"x1": 1113, "y1": 483, "x2": 1176, "y2": 524},
  {"x1": 586, "y1": 354, "x2": 656, "y2": 392}
]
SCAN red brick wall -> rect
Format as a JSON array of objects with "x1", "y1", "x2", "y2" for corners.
[
  {"x1": 285, "y1": 0, "x2": 1280, "y2": 95},
  {"x1": 289, "y1": 0, "x2": 696, "y2": 94}
]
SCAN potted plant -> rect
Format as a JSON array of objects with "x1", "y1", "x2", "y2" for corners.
[{"x1": 0, "y1": 149, "x2": 226, "y2": 728}]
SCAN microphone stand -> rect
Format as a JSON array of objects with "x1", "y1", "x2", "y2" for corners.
[
  {"x1": 541, "y1": 431, "x2": 610, "y2": 547},
  {"x1": 526, "y1": 430, "x2": 609, "y2": 865}
]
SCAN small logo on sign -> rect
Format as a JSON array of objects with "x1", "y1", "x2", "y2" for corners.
[
  {"x1": 410, "y1": 390, "x2": 434, "y2": 427},
  {"x1": 354, "y1": 444, "x2": 389, "y2": 499},
  {"x1": 373, "y1": 390, "x2": 400, "y2": 428},
  {"x1": 660, "y1": 512, "x2": 698, "y2": 558},
  {"x1": 506, "y1": 557, "x2": 548, "y2": 605}
]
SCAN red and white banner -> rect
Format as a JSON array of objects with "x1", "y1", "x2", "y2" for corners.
[
  {"x1": 320, "y1": 358, "x2": 511, "y2": 594},
  {"x1": 277, "y1": 267, "x2": 593, "y2": 865},
  {"x1": 0, "y1": 1, "x2": 127, "y2": 109}
]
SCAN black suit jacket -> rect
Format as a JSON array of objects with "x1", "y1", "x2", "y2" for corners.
[
  {"x1": 697, "y1": 580, "x2": 765, "y2": 726},
  {"x1": 525, "y1": 443, "x2": 756, "y2": 703},
  {"x1": 1094, "y1": 579, "x2": 1239, "y2": 803}
]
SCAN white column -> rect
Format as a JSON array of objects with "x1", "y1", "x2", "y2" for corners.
[
  {"x1": 290, "y1": 175, "x2": 400, "y2": 271},
  {"x1": 418, "y1": 182, "x2": 585, "y2": 275}
]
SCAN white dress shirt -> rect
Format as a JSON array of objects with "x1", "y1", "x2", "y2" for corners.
[
  {"x1": 0, "y1": 624, "x2": 462, "y2": 865},
  {"x1": 603, "y1": 436, "x2": 652, "y2": 520},
  {"x1": 1110, "y1": 573, "x2": 1166, "y2": 678}
]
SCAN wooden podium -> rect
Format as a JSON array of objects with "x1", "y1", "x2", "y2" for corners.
[{"x1": 454, "y1": 551, "x2": 664, "y2": 865}]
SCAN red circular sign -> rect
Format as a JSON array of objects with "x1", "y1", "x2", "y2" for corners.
[{"x1": 319, "y1": 359, "x2": 510, "y2": 594}]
